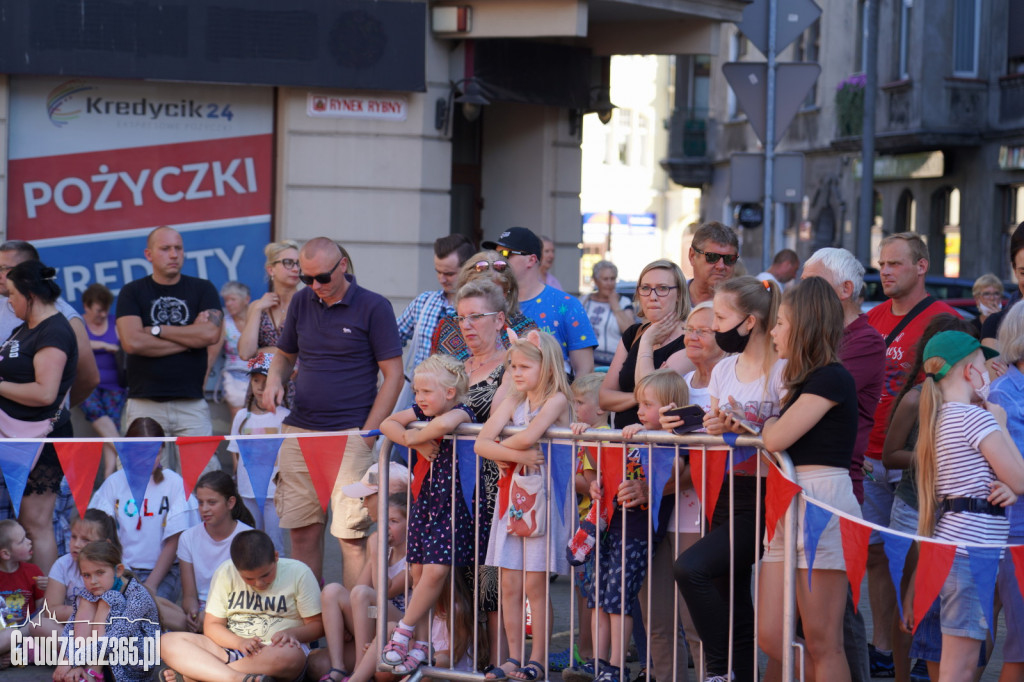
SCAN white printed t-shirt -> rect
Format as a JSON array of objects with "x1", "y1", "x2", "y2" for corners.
[
  {"x1": 227, "y1": 407, "x2": 290, "y2": 499},
  {"x1": 48, "y1": 553, "x2": 85, "y2": 605},
  {"x1": 89, "y1": 469, "x2": 198, "y2": 571},
  {"x1": 206, "y1": 557, "x2": 321, "y2": 641},
  {"x1": 177, "y1": 521, "x2": 253, "y2": 603}
]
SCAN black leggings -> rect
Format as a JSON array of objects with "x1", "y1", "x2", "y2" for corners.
[{"x1": 674, "y1": 478, "x2": 764, "y2": 682}]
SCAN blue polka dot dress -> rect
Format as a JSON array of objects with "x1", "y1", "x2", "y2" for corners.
[{"x1": 407, "y1": 404, "x2": 478, "y2": 566}]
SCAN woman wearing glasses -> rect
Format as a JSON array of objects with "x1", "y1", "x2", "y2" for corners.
[
  {"x1": 430, "y1": 251, "x2": 538, "y2": 360},
  {"x1": 580, "y1": 260, "x2": 636, "y2": 368},
  {"x1": 599, "y1": 259, "x2": 693, "y2": 429}
]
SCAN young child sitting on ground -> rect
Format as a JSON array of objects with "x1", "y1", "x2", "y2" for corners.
[
  {"x1": 0, "y1": 519, "x2": 44, "y2": 666},
  {"x1": 158, "y1": 530, "x2": 324, "y2": 682}
]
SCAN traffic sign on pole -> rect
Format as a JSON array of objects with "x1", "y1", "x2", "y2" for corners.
[
  {"x1": 773, "y1": 153, "x2": 804, "y2": 204},
  {"x1": 731, "y1": 153, "x2": 765, "y2": 203},
  {"x1": 723, "y1": 62, "x2": 821, "y2": 148},
  {"x1": 737, "y1": 0, "x2": 822, "y2": 57}
]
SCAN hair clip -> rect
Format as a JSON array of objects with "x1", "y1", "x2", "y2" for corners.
[
  {"x1": 925, "y1": 372, "x2": 936, "y2": 379},
  {"x1": 763, "y1": 279, "x2": 771, "y2": 290}
]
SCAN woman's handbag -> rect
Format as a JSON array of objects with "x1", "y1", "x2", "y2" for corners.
[
  {"x1": 507, "y1": 464, "x2": 548, "y2": 538},
  {"x1": 0, "y1": 388, "x2": 70, "y2": 439}
]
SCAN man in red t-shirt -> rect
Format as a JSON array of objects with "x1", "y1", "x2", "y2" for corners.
[{"x1": 863, "y1": 233, "x2": 958, "y2": 677}]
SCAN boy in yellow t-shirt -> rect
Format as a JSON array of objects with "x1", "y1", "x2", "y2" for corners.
[{"x1": 158, "y1": 530, "x2": 323, "y2": 682}]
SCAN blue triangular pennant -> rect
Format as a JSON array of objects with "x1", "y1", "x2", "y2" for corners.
[
  {"x1": 967, "y1": 546, "x2": 1001, "y2": 630},
  {"x1": 549, "y1": 441, "x2": 573, "y2": 524},
  {"x1": 881, "y1": 530, "x2": 914, "y2": 620},
  {"x1": 455, "y1": 437, "x2": 478, "y2": 514},
  {"x1": 391, "y1": 443, "x2": 410, "y2": 467},
  {"x1": 116, "y1": 440, "x2": 164, "y2": 508},
  {"x1": 647, "y1": 446, "x2": 678, "y2": 534},
  {"x1": 236, "y1": 437, "x2": 285, "y2": 512},
  {"x1": 803, "y1": 501, "x2": 833, "y2": 588},
  {"x1": 0, "y1": 442, "x2": 44, "y2": 516}
]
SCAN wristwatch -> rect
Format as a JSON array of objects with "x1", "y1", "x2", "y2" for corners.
[{"x1": 151, "y1": 325, "x2": 162, "y2": 337}]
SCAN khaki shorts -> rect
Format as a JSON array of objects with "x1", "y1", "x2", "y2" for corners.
[{"x1": 274, "y1": 424, "x2": 374, "y2": 538}]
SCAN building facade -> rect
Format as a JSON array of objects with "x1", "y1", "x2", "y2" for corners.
[
  {"x1": 691, "y1": 0, "x2": 1024, "y2": 278},
  {"x1": 0, "y1": 0, "x2": 748, "y2": 314}
]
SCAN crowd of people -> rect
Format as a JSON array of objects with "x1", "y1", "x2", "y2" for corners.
[{"x1": 0, "y1": 220, "x2": 1023, "y2": 682}]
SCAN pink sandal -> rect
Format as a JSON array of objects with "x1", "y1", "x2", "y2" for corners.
[
  {"x1": 380, "y1": 624, "x2": 415, "y2": 666},
  {"x1": 392, "y1": 641, "x2": 431, "y2": 675}
]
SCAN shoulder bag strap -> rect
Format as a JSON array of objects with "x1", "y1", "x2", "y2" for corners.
[{"x1": 884, "y1": 295, "x2": 935, "y2": 347}]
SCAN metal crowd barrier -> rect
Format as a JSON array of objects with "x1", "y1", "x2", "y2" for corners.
[{"x1": 373, "y1": 424, "x2": 800, "y2": 682}]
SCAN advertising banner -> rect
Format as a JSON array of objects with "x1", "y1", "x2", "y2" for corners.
[{"x1": 7, "y1": 77, "x2": 274, "y2": 306}]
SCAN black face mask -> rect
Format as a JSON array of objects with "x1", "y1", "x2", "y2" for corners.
[{"x1": 715, "y1": 317, "x2": 752, "y2": 354}]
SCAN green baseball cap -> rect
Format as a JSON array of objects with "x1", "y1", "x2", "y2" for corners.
[{"x1": 922, "y1": 330, "x2": 999, "y2": 381}]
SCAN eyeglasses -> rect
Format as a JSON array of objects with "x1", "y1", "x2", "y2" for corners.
[
  {"x1": 637, "y1": 284, "x2": 679, "y2": 297},
  {"x1": 496, "y1": 247, "x2": 530, "y2": 259},
  {"x1": 684, "y1": 326, "x2": 714, "y2": 338},
  {"x1": 0, "y1": 266, "x2": 13, "y2": 275},
  {"x1": 298, "y1": 257, "x2": 343, "y2": 285},
  {"x1": 978, "y1": 290, "x2": 1002, "y2": 300},
  {"x1": 693, "y1": 246, "x2": 739, "y2": 266},
  {"x1": 453, "y1": 312, "x2": 500, "y2": 326},
  {"x1": 472, "y1": 260, "x2": 509, "y2": 273},
  {"x1": 273, "y1": 258, "x2": 300, "y2": 269}
]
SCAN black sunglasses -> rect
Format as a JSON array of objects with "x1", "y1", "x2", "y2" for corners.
[
  {"x1": 693, "y1": 246, "x2": 739, "y2": 266},
  {"x1": 299, "y1": 257, "x2": 343, "y2": 285}
]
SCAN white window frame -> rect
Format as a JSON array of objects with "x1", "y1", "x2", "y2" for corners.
[{"x1": 952, "y1": 0, "x2": 981, "y2": 77}]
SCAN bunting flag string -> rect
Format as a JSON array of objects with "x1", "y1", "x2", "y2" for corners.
[
  {"x1": 881, "y1": 530, "x2": 914, "y2": 621},
  {"x1": 0, "y1": 442, "x2": 44, "y2": 516},
  {"x1": 802, "y1": 501, "x2": 833, "y2": 588},
  {"x1": 1012, "y1": 546, "x2": 1024, "y2": 600},
  {"x1": 549, "y1": 441, "x2": 573, "y2": 525},
  {"x1": 966, "y1": 546, "x2": 1001, "y2": 631},
  {"x1": 176, "y1": 436, "x2": 225, "y2": 499},
  {"x1": 912, "y1": 541, "x2": 956, "y2": 634},
  {"x1": 840, "y1": 517, "x2": 872, "y2": 612},
  {"x1": 298, "y1": 435, "x2": 348, "y2": 513},
  {"x1": 115, "y1": 440, "x2": 164, "y2": 508},
  {"x1": 53, "y1": 441, "x2": 104, "y2": 519},
  {"x1": 688, "y1": 448, "x2": 727, "y2": 524},
  {"x1": 235, "y1": 436, "x2": 284, "y2": 513},
  {"x1": 764, "y1": 464, "x2": 802, "y2": 545},
  {"x1": 454, "y1": 438, "x2": 478, "y2": 514}
]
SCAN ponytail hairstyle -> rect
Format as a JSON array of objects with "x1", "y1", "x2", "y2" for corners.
[
  {"x1": 80, "y1": 509, "x2": 122, "y2": 556},
  {"x1": 779, "y1": 277, "x2": 844, "y2": 405},
  {"x1": 413, "y1": 354, "x2": 469, "y2": 404},
  {"x1": 125, "y1": 417, "x2": 166, "y2": 484},
  {"x1": 194, "y1": 470, "x2": 256, "y2": 527},
  {"x1": 715, "y1": 275, "x2": 782, "y2": 380},
  {"x1": 915, "y1": 351, "x2": 979, "y2": 537},
  {"x1": 7, "y1": 260, "x2": 61, "y2": 306}
]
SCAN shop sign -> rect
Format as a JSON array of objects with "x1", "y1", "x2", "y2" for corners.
[
  {"x1": 998, "y1": 146, "x2": 1024, "y2": 170},
  {"x1": 6, "y1": 76, "x2": 274, "y2": 305},
  {"x1": 854, "y1": 151, "x2": 944, "y2": 180},
  {"x1": 307, "y1": 93, "x2": 408, "y2": 121}
]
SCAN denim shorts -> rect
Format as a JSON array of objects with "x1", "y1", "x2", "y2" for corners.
[
  {"x1": 888, "y1": 496, "x2": 919, "y2": 536},
  {"x1": 861, "y1": 457, "x2": 896, "y2": 544},
  {"x1": 909, "y1": 598, "x2": 987, "y2": 664},
  {"x1": 940, "y1": 554, "x2": 990, "y2": 640},
  {"x1": 997, "y1": 535, "x2": 1024, "y2": 662}
]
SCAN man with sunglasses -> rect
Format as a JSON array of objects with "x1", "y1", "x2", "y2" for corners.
[
  {"x1": 262, "y1": 237, "x2": 403, "y2": 587},
  {"x1": 116, "y1": 226, "x2": 223, "y2": 445},
  {"x1": 687, "y1": 221, "x2": 740, "y2": 305},
  {"x1": 483, "y1": 226, "x2": 596, "y2": 377}
]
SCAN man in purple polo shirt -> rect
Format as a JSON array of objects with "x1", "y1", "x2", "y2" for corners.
[{"x1": 263, "y1": 237, "x2": 403, "y2": 586}]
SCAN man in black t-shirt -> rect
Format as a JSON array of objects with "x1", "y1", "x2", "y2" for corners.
[{"x1": 116, "y1": 227, "x2": 222, "y2": 443}]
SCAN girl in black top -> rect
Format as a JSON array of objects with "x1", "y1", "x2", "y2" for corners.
[
  {"x1": 600, "y1": 259, "x2": 692, "y2": 428},
  {"x1": 0, "y1": 260, "x2": 78, "y2": 574},
  {"x1": 760, "y1": 276, "x2": 860, "y2": 682}
]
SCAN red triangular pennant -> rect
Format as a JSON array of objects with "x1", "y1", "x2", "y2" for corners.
[
  {"x1": 912, "y1": 541, "x2": 956, "y2": 633},
  {"x1": 54, "y1": 442, "x2": 104, "y2": 518},
  {"x1": 497, "y1": 465, "x2": 515, "y2": 518},
  {"x1": 765, "y1": 464, "x2": 803, "y2": 545},
  {"x1": 176, "y1": 436, "x2": 225, "y2": 499},
  {"x1": 586, "y1": 445, "x2": 625, "y2": 523},
  {"x1": 410, "y1": 443, "x2": 436, "y2": 501},
  {"x1": 298, "y1": 435, "x2": 348, "y2": 513},
  {"x1": 689, "y1": 448, "x2": 728, "y2": 523},
  {"x1": 841, "y1": 517, "x2": 872, "y2": 611},
  {"x1": 1012, "y1": 546, "x2": 1024, "y2": 601}
]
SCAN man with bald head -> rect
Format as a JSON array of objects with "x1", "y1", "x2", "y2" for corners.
[
  {"x1": 116, "y1": 226, "x2": 222, "y2": 440},
  {"x1": 263, "y1": 237, "x2": 403, "y2": 585}
]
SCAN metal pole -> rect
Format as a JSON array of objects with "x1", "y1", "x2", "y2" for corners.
[
  {"x1": 762, "y1": 0, "x2": 778, "y2": 272},
  {"x1": 857, "y1": 0, "x2": 879, "y2": 265}
]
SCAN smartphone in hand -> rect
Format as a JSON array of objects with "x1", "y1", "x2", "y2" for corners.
[
  {"x1": 665, "y1": 404, "x2": 707, "y2": 435},
  {"x1": 724, "y1": 406, "x2": 760, "y2": 435}
]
